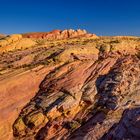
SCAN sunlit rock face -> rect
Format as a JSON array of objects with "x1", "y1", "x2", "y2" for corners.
[
  {"x1": 22, "y1": 29, "x2": 97, "y2": 40},
  {"x1": 0, "y1": 29, "x2": 140, "y2": 140}
]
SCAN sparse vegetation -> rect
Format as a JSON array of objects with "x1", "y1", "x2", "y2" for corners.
[
  {"x1": 36, "y1": 39, "x2": 46, "y2": 45},
  {"x1": 66, "y1": 121, "x2": 81, "y2": 131},
  {"x1": 136, "y1": 51, "x2": 140, "y2": 59}
]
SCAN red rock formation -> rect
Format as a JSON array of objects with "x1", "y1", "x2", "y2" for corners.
[{"x1": 22, "y1": 29, "x2": 97, "y2": 40}]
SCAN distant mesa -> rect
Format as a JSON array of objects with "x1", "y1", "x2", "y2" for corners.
[{"x1": 22, "y1": 29, "x2": 98, "y2": 40}]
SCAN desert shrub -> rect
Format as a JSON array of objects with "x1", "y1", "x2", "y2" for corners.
[
  {"x1": 99, "y1": 44, "x2": 110, "y2": 53},
  {"x1": 36, "y1": 39, "x2": 46, "y2": 45},
  {"x1": 66, "y1": 121, "x2": 81, "y2": 131},
  {"x1": 136, "y1": 51, "x2": 140, "y2": 59},
  {"x1": 110, "y1": 39, "x2": 120, "y2": 44}
]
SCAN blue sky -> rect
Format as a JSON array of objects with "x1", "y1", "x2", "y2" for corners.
[{"x1": 0, "y1": 0, "x2": 140, "y2": 35}]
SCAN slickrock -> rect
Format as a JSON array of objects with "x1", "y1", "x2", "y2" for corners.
[
  {"x1": 0, "y1": 29, "x2": 140, "y2": 140},
  {"x1": 68, "y1": 55, "x2": 140, "y2": 140},
  {"x1": 0, "y1": 65, "x2": 58, "y2": 140},
  {"x1": 102, "y1": 107, "x2": 140, "y2": 140},
  {"x1": 12, "y1": 53, "x2": 140, "y2": 140},
  {"x1": 0, "y1": 34, "x2": 22, "y2": 47},
  {"x1": 0, "y1": 34, "x2": 36, "y2": 52}
]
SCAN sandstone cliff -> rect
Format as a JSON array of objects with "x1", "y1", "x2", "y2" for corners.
[{"x1": 0, "y1": 29, "x2": 140, "y2": 140}]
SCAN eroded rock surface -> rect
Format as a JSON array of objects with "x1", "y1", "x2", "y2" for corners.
[
  {"x1": 12, "y1": 54, "x2": 140, "y2": 140},
  {"x1": 68, "y1": 55, "x2": 140, "y2": 140},
  {"x1": 0, "y1": 30, "x2": 140, "y2": 140}
]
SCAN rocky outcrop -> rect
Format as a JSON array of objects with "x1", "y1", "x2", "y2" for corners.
[
  {"x1": 22, "y1": 29, "x2": 98, "y2": 40},
  {"x1": 0, "y1": 30, "x2": 140, "y2": 140},
  {"x1": 12, "y1": 53, "x2": 140, "y2": 140},
  {"x1": 0, "y1": 34, "x2": 22, "y2": 47},
  {"x1": 101, "y1": 107, "x2": 140, "y2": 140},
  {"x1": 0, "y1": 34, "x2": 36, "y2": 52},
  {"x1": 68, "y1": 55, "x2": 140, "y2": 140},
  {"x1": 0, "y1": 65, "x2": 58, "y2": 140}
]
